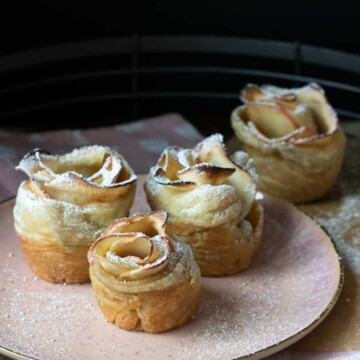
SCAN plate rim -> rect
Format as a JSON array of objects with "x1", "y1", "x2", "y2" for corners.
[
  {"x1": 235, "y1": 207, "x2": 344, "y2": 359},
  {"x1": 0, "y1": 195, "x2": 344, "y2": 360},
  {"x1": 0, "y1": 345, "x2": 38, "y2": 360}
]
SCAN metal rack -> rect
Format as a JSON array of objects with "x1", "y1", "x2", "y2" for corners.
[{"x1": 0, "y1": 36, "x2": 359, "y2": 135}]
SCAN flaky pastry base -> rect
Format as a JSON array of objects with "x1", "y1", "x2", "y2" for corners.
[
  {"x1": 17, "y1": 232, "x2": 90, "y2": 283},
  {"x1": 170, "y1": 202, "x2": 263, "y2": 276},
  {"x1": 146, "y1": 187, "x2": 263, "y2": 276},
  {"x1": 14, "y1": 180, "x2": 136, "y2": 283}
]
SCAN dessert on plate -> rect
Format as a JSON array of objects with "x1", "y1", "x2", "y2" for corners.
[
  {"x1": 88, "y1": 211, "x2": 201, "y2": 333},
  {"x1": 144, "y1": 134, "x2": 264, "y2": 276},
  {"x1": 231, "y1": 83, "x2": 346, "y2": 203},
  {"x1": 13, "y1": 146, "x2": 137, "y2": 284}
]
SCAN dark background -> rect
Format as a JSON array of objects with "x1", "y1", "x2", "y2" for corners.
[
  {"x1": 0, "y1": 1, "x2": 359, "y2": 133},
  {"x1": 1, "y1": 1, "x2": 359, "y2": 54}
]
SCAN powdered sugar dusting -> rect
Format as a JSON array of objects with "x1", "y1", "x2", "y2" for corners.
[
  {"x1": 16, "y1": 145, "x2": 136, "y2": 192},
  {"x1": 231, "y1": 150, "x2": 259, "y2": 182},
  {"x1": 0, "y1": 260, "x2": 99, "y2": 360},
  {"x1": 106, "y1": 250, "x2": 140, "y2": 267},
  {"x1": 2, "y1": 290, "x2": 95, "y2": 358},
  {"x1": 197, "y1": 133, "x2": 224, "y2": 148},
  {"x1": 13, "y1": 184, "x2": 103, "y2": 246},
  {"x1": 317, "y1": 195, "x2": 360, "y2": 275},
  {"x1": 105, "y1": 235, "x2": 170, "y2": 270},
  {"x1": 177, "y1": 149, "x2": 197, "y2": 168},
  {"x1": 48, "y1": 172, "x2": 77, "y2": 186},
  {"x1": 260, "y1": 83, "x2": 324, "y2": 98}
]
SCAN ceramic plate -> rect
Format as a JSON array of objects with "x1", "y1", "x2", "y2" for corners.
[{"x1": 0, "y1": 175, "x2": 342, "y2": 360}]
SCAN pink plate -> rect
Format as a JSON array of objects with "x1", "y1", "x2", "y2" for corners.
[{"x1": 0, "y1": 176, "x2": 342, "y2": 360}]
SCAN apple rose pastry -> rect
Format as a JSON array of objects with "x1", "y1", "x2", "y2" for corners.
[
  {"x1": 144, "y1": 134, "x2": 264, "y2": 276},
  {"x1": 88, "y1": 211, "x2": 201, "y2": 333},
  {"x1": 13, "y1": 146, "x2": 137, "y2": 284},
  {"x1": 231, "y1": 83, "x2": 346, "y2": 203}
]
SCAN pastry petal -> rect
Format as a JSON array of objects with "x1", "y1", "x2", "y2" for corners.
[{"x1": 16, "y1": 146, "x2": 136, "y2": 205}]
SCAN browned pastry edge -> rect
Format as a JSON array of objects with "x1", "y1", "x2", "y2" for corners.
[
  {"x1": 16, "y1": 232, "x2": 90, "y2": 284},
  {"x1": 170, "y1": 201, "x2": 264, "y2": 276},
  {"x1": 89, "y1": 267, "x2": 202, "y2": 333},
  {"x1": 243, "y1": 142, "x2": 344, "y2": 203}
]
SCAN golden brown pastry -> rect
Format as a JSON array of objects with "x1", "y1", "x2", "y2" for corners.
[
  {"x1": 231, "y1": 83, "x2": 346, "y2": 203},
  {"x1": 13, "y1": 146, "x2": 137, "y2": 284},
  {"x1": 88, "y1": 211, "x2": 201, "y2": 333},
  {"x1": 144, "y1": 134, "x2": 264, "y2": 276}
]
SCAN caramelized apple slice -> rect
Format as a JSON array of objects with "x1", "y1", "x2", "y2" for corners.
[
  {"x1": 240, "y1": 84, "x2": 298, "y2": 110},
  {"x1": 90, "y1": 212, "x2": 171, "y2": 279},
  {"x1": 290, "y1": 103, "x2": 318, "y2": 131},
  {"x1": 246, "y1": 102, "x2": 299, "y2": 138},
  {"x1": 240, "y1": 84, "x2": 265, "y2": 103},
  {"x1": 109, "y1": 235, "x2": 152, "y2": 261},
  {"x1": 297, "y1": 86, "x2": 337, "y2": 133},
  {"x1": 241, "y1": 84, "x2": 298, "y2": 110},
  {"x1": 177, "y1": 164, "x2": 235, "y2": 185}
]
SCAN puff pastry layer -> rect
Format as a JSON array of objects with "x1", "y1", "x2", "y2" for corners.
[
  {"x1": 231, "y1": 83, "x2": 346, "y2": 203},
  {"x1": 88, "y1": 211, "x2": 201, "y2": 333},
  {"x1": 13, "y1": 146, "x2": 137, "y2": 283},
  {"x1": 144, "y1": 134, "x2": 263, "y2": 276}
]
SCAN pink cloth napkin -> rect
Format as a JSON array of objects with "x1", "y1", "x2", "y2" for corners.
[{"x1": 0, "y1": 113, "x2": 203, "y2": 201}]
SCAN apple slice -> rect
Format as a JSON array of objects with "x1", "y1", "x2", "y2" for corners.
[
  {"x1": 266, "y1": 95, "x2": 298, "y2": 111},
  {"x1": 297, "y1": 83, "x2": 327, "y2": 104},
  {"x1": 177, "y1": 164, "x2": 235, "y2": 185},
  {"x1": 290, "y1": 103, "x2": 318, "y2": 131},
  {"x1": 240, "y1": 84, "x2": 265, "y2": 103},
  {"x1": 109, "y1": 235, "x2": 152, "y2": 261},
  {"x1": 296, "y1": 85, "x2": 336, "y2": 133},
  {"x1": 246, "y1": 102, "x2": 299, "y2": 138},
  {"x1": 242, "y1": 84, "x2": 298, "y2": 106}
]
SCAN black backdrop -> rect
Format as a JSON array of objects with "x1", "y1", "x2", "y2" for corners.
[
  {"x1": 1, "y1": 1, "x2": 359, "y2": 55},
  {"x1": 0, "y1": 1, "x2": 359, "y2": 132}
]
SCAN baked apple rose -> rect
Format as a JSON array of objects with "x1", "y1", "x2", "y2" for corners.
[
  {"x1": 231, "y1": 83, "x2": 346, "y2": 203},
  {"x1": 88, "y1": 211, "x2": 201, "y2": 333},
  {"x1": 13, "y1": 146, "x2": 137, "y2": 283},
  {"x1": 144, "y1": 134, "x2": 264, "y2": 276}
]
